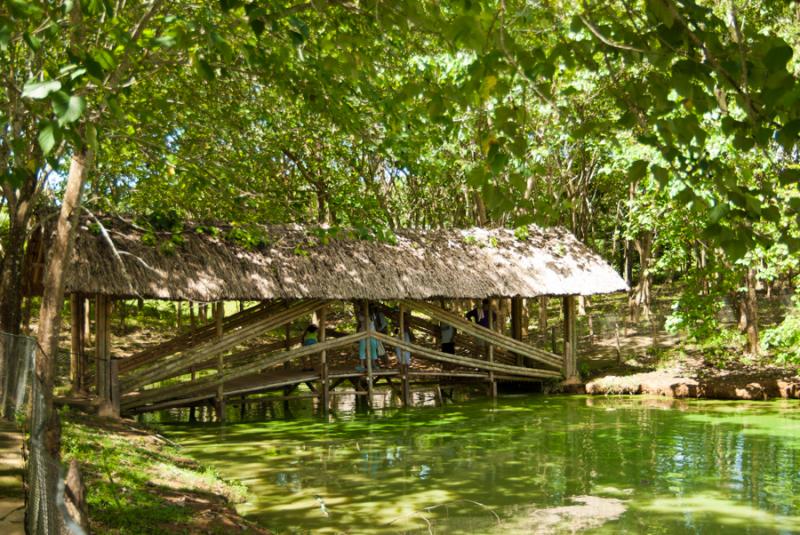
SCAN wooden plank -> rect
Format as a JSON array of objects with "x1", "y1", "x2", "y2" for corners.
[
  {"x1": 95, "y1": 295, "x2": 110, "y2": 403},
  {"x1": 376, "y1": 303, "x2": 498, "y2": 363},
  {"x1": 372, "y1": 331, "x2": 561, "y2": 379},
  {"x1": 363, "y1": 301, "x2": 374, "y2": 406},
  {"x1": 511, "y1": 296, "x2": 524, "y2": 366},
  {"x1": 70, "y1": 293, "x2": 83, "y2": 394},
  {"x1": 119, "y1": 301, "x2": 282, "y2": 373},
  {"x1": 215, "y1": 302, "x2": 225, "y2": 422},
  {"x1": 121, "y1": 299, "x2": 325, "y2": 391},
  {"x1": 319, "y1": 307, "x2": 329, "y2": 415},
  {"x1": 402, "y1": 300, "x2": 562, "y2": 369},
  {"x1": 539, "y1": 296, "x2": 548, "y2": 344},
  {"x1": 488, "y1": 298, "x2": 496, "y2": 398},
  {"x1": 400, "y1": 304, "x2": 410, "y2": 407},
  {"x1": 110, "y1": 359, "x2": 120, "y2": 417},
  {"x1": 563, "y1": 295, "x2": 578, "y2": 381},
  {"x1": 122, "y1": 331, "x2": 366, "y2": 410}
]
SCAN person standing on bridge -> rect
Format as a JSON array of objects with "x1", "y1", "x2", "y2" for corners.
[
  {"x1": 302, "y1": 324, "x2": 319, "y2": 346},
  {"x1": 395, "y1": 312, "x2": 414, "y2": 367},
  {"x1": 356, "y1": 305, "x2": 380, "y2": 372},
  {"x1": 466, "y1": 299, "x2": 496, "y2": 328}
]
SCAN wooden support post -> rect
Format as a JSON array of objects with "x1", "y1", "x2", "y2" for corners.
[
  {"x1": 539, "y1": 296, "x2": 548, "y2": 345},
  {"x1": 488, "y1": 298, "x2": 497, "y2": 399},
  {"x1": 95, "y1": 295, "x2": 114, "y2": 415},
  {"x1": 283, "y1": 323, "x2": 291, "y2": 371},
  {"x1": 82, "y1": 297, "x2": 91, "y2": 389},
  {"x1": 562, "y1": 295, "x2": 579, "y2": 383},
  {"x1": 189, "y1": 302, "x2": 197, "y2": 422},
  {"x1": 363, "y1": 300, "x2": 374, "y2": 407},
  {"x1": 319, "y1": 307, "x2": 329, "y2": 416},
  {"x1": 110, "y1": 359, "x2": 120, "y2": 418},
  {"x1": 214, "y1": 302, "x2": 226, "y2": 422},
  {"x1": 189, "y1": 301, "x2": 196, "y2": 336},
  {"x1": 70, "y1": 294, "x2": 84, "y2": 394},
  {"x1": 176, "y1": 300, "x2": 182, "y2": 331},
  {"x1": 511, "y1": 296, "x2": 524, "y2": 366},
  {"x1": 400, "y1": 304, "x2": 410, "y2": 408}
]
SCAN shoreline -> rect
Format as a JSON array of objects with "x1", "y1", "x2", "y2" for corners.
[{"x1": 582, "y1": 368, "x2": 800, "y2": 400}]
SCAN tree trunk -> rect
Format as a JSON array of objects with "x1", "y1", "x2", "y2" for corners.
[
  {"x1": 743, "y1": 268, "x2": 759, "y2": 355},
  {"x1": 32, "y1": 148, "x2": 91, "y2": 533},
  {"x1": 0, "y1": 198, "x2": 32, "y2": 335},
  {"x1": 630, "y1": 231, "x2": 653, "y2": 322}
]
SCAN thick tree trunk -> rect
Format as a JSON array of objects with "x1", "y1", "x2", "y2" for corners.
[
  {"x1": 743, "y1": 268, "x2": 759, "y2": 355},
  {"x1": 32, "y1": 149, "x2": 90, "y2": 533},
  {"x1": 0, "y1": 198, "x2": 32, "y2": 335}
]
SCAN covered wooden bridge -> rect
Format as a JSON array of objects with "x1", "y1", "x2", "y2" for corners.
[{"x1": 29, "y1": 217, "x2": 626, "y2": 419}]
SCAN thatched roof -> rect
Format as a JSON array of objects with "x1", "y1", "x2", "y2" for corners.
[{"x1": 42, "y1": 216, "x2": 627, "y2": 301}]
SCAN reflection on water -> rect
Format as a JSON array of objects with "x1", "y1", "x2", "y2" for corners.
[
  {"x1": 143, "y1": 386, "x2": 473, "y2": 424},
  {"x1": 163, "y1": 396, "x2": 800, "y2": 534}
]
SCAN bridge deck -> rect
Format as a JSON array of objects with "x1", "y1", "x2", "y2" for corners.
[{"x1": 122, "y1": 363, "x2": 543, "y2": 414}]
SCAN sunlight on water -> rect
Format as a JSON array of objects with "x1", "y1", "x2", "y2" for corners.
[{"x1": 163, "y1": 396, "x2": 800, "y2": 534}]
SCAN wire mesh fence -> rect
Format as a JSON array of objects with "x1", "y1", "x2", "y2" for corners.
[{"x1": 0, "y1": 331, "x2": 87, "y2": 535}]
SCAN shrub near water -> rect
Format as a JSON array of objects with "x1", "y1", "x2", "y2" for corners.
[
  {"x1": 60, "y1": 411, "x2": 252, "y2": 534},
  {"x1": 763, "y1": 299, "x2": 800, "y2": 366}
]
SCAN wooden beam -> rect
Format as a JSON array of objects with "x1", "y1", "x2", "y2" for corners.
[
  {"x1": 319, "y1": 306, "x2": 329, "y2": 416},
  {"x1": 363, "y1": 301, "x2": 374, "y2": 407},
  {"x1": 377, "y1": 303, "x2": 496, "y2": 363},
  {"x1": 562, "y1": 296, "x2": 579, "y2": 382},
  {"x1": 400, "y1": 304, "x2": 410, "y2": 408},
  {"x1": 70, "y1": 294, "x2": 84, "y2": 394},
  {"x1": 121, "y1": 299, "x2": 325, "y2": 392},
  {"x1": 110, "y1": 359, "x2": 120, "y2": 417},
  {"x1": 214, "y1": 302, "x2": 225, "y2": 422},
  {"x1": 122, "y1": 331, "x2": 367, "y2": 410},
  {"x1": 511, "y1": 296, "x2": 524, "y2": 366},
  {"x1": 402, "y1": 300, "x2": 562, "y2": 369},
  {"x1": 372, "y1": 332, "x2": 561, "y2": 379},
  {"x1": 119, "y1": 301, "x2": 281, "y2": 373},
  {"x1": 95, "y1": 295, "x2": 115, "y2": 415},
  {"x1": 539, "y1": 296, "x2": 548, "y2": 345},
  {"x1": 488, "y1": 299, "x2": 497, "y2": 398}
]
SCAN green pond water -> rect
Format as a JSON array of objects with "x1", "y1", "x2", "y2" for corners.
[{"x1": 163, "y1": 396, "x2": 800, "y2": 534}]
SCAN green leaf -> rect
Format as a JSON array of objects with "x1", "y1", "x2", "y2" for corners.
[
  {"x1": 91, "y1": 48, "x2": 116, "y2": 71},
  {"x1": 38, "y1": 122, "x2": 58, "y2": 155},
  {"x1": 22, "y1": 79, "x2": 62, "y2": 99},
  {"x1": 288, "y1": 16, "x2": 309, "y2": 41},
  {"x1": 762, "y1": 205, "x2": 780, "y2": 223},
  {"x1": 777, "y1": 119, "x2": 800, "y2": 151},
  {"x1": 779, "y1": 167, "x2": 800, "y2": 186},
  {"x1": 51, "y1": 92, "x2": 86, "y2": 125},
  {"x1": 86, "y1": 123, "x2": 98, "y2": 153},
  {"x1": 466, "y1": 165, "x2": 487, "y2": 188},
  {"x1": 23, "y1": 31, "x2": 42, "y2": 51},
  {"x1": 0, "y1": 22, "x2": 11, "y2": 51},
  {"x1": 628, "y1": 160, "x2": 648, "y2": 181},
  {"x1": 732, "y1": 131, "x2": 755, "y2": 151},
  {"x1": 195, "y1": 56, "x2": 214, "y2": 81},
  {"x1": 764, "y1": 43, "x2": 793, "y2": 71},
  {"x1": 647, "y1": 0, "x2": 675, "y2": 28},
  {"x1": 709, "y1": 203, "x2": 729, "y2": 223},
  {"x1": 651, "y1": 164, "x2": 669, "y2": 187}
]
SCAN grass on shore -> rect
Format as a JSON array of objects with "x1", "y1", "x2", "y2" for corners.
[{"x1": 60, "y1": 410, "x2": 266, "y2": 534}]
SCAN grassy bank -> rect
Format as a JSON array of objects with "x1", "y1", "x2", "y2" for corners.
[{"x1": 60, "y1": 411, "x2": 267, "y2": 534}]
